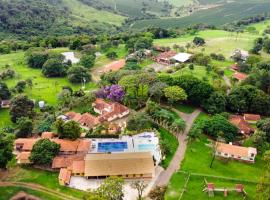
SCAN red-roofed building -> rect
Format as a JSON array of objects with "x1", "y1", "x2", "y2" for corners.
[
  {"x1": 93, "y1": 98, "x2": 130, "y2": 122},
  {"x1": 230, "y1": 64, "x2": 238, "y2": 71},
  {"x1": 14, "y1": 138, "x2": 39, "y2": 152},
  {"x1": 52, "y1": 154, "x2": 84, "y2": 169},
  {"x1": 234, "y1": 72, "x2": 247, "y2": 81},
  {"x1": 216, "y1": 142, "x2": 257, "y2": 163},
  {"x1": 59, "y1": 168, "x2": 71, "y2": 186},
  {"x1": 243, "y1": 114, "x2": 261, "y2": 124},
  {"x1": 154, "y1": 51, "x2": 177, "y2": 65},
  {"x1": 78, "y1": 113, "x2": 100, "y2": 129},
  {"x1": 16, "y1": 152, "x2": 32, "y2": 164},
  {"x1": 41, "y1": 132, "x2": 56, "y2": 139},
  {"x1": 229, "y1": 115, "x2": 254, "y2": 136}
]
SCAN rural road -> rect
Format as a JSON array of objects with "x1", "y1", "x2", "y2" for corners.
[
  {"x1": 0, "y1": 181, "x2": 81, "y2": 200},
  {"x1": 153, "y1": 108, "x2": 201, "y2": 187}
]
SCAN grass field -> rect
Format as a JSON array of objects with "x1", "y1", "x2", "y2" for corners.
[
  {"x1": 0, "y1": 48, "x2": 97, "y2": 128},
  {"x1": 172, "y1": 65, "x2": 226, "y2": 86},
  {"x1": 0, "y1": 49, "x2": 97, "y2": 106},
  {"x1": 165, "y1": 112, "x2": 265, "y2": 200},
  {"x1": 159, "y1": 128, "x2": 179, "y2": 168},
  {"x1": 166, "y1": 173, "x2": 258, "y2": 200},
  {"x1": 154, "y1": 30, "x2": 258, "y2": 58},
  {"x1": 63, "y1": 0, "x2": 125, "y2": 27},
  {"x1": 95, "y1": 0, "x2": 170, "y2": 17},
  {"x1": 2, "y1": 167, "x2": 87, "y2": 198},
  {"x1": 0, "y1": 186, "x2": 61, "y2": 200},
  {"x1": 132, "y1": 1, "x2": 270, "y2": 29}
]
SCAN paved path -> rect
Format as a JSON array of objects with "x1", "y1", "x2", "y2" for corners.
[
  {"x1": 223, "y1": 75, "x2": 232, "y2": 95},
  {"x1": 153, "y1": 109, "x2": 201, "y2": 186},
  {"x1": 0, "y1": 181, "x2": 81, "y2": 200}
]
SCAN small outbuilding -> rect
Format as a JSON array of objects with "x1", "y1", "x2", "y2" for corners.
[{"x1": 172, "y1": 53, "x2": 192, "y2": 63}]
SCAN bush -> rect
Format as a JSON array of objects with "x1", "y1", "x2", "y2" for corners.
[{"x1": 67, "y1": 66, "x2": 91, "y2": 83}]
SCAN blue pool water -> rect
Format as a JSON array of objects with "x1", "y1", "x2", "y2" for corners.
[
  {"x1": 138, "y1": 144, "x2": 156, "y2": 152},
  {"x1": 98, "y1": 142, "x2": 128, "y2": 152}
]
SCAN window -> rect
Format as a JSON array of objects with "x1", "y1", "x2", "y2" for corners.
[
  {"x1": 231, "y1": 155, "x2": 234, "y2": 158},
  {"x1": 251, "y1": 153, "x2": 254, "y2": 157}
]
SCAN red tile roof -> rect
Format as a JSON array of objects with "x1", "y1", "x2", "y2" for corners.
[
  {"x1": 155, "y1": 51, "x2": 177, "y2": 61},
  {"x1": 243, "y1": 114, "x2": 261, "y2": 122},
  {"x1": 216, "y1": 142, "x2": 257, "y2": 157},
  {"x1": 16, "y1": 152, "x2": 31, "y2": 164},
  {"x1": 41, "y1": 132, "x2": 56, "y2": 139},
  {"x1": 93, "y1": 99, "x2": 129, "y2": 121},
  {"x1": 230, "y1": 64, "x2": 238, "y2": 71},
  {"x1": 59, "y1": 168, "x2": 71, "y2": 185},
  {"x1": 77, "y1": 140, "x2": 91, "y2": 153},
  {"x1": 52, "y1": 155, "x2": 84, "y2": 169},
  {"x1": 229, "y1": 115, "x2": 254, "y2": 135},
  {"x1": 78, "y1": 113, "x2": 100, "y2": 129},
  {"x1": 65, "y1": 112, "x2": 82, "y2": 122},
  {"x1": 234, "y1": 72, "x2": 247, "y2": 81},
  {"x1": 70, "y1": 160, "x2": 85, "y2": 174},
  {"x1": 15, "y1": 138, "x2": 39, "y2": 151}
]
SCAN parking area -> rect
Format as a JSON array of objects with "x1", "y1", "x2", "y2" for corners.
[{"x1": 69, "y1": 166, "x2": 163, "y2": 200}]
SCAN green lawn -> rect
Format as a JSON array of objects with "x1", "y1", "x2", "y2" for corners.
[
  {"x1": 154, "y1": 30, "x2": 258, "y2": 59},
  {"x1": 0, "y1": 49, "x2": 98, "y2": 128},
  {"x1": 166, "y1": 112, "x2": 264, "y2": 199},
  {"x1": 0, "y1": 108, "x2": 13, "y2": 128},
  {"x1": 159, "y1": 128, "x2": 179, "y2": 168},
  {"x1": 173, "y1": 104, "x2": 196, "y2": 114},
  {"x1": 172, "y1": 65, "x2": 225, "y2": 86},
  {"x1": 0, "y1": 186, "x2": 61, "y2": 200},
  {"x1": 3, "y1": 167, "x2": 87, "y2": 198},
  {"x1": 62, "y1": 0, "x2": 125, "y2": 26},
  {"x1": 166, "y1": 173, "x2": 258, "y2": 200},
  {"x1": 0, "y1": 49, "x2": 97, "y2": 106}
]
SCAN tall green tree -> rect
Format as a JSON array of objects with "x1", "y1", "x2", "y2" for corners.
[
  {"x1": 42, "y1": 57, "x2": 67, "y2": 77},
  {"x1": 164, "y1": 86, "x2": 187, "y2": 105},
  {"x1": 15, "y1": 117, "x2": 33, "y2": 138},
  {"x1": 10, "y1": 95, "x2": 35, "y2": 123},
  {"x1": 55, "y1": 119, "x2": 81, "y2": 140},
  {"x1": 67, "y1": 66, "x2": 91, "y2": 83},
  {"x1": 80, "y1": 54, "x2": 96, "y2": 69},
  {"x1": 203, "y1": 92, "x2": 226, "y2": 114},
  {"x1": 256, "y1": 150, "x2": 270, "y2": 200},
  {"x1": 30, "y1": 139, "x2": 60, "y2": 166},
  {"x1": 0, "y1": 82, "x2": 11, "y2": 100},
  {"x1": 0, "y1": 133, "x2": 13, "y2": 169}
]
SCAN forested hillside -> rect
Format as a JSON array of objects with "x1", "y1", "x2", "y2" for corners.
[
  {"x1": 0, "y1": 0, "x2": 270, "y2": 39},
  {"x1": 0, "y1": 0, "x2": 124, "y2": 39}
]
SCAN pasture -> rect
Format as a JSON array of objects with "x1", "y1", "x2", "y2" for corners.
[
  {"x1": 132, "y1": 1, "x2": 270, "y2": 29},
  {"x1": 98, "y1": 0, "x2": 170, "y2": 17},
  {"x1": 154, "y1": 29, "x2": 259, "y2": 59},
  {"x1": 62, "y1": 0, "x2": 125, "y2": 26},
  {"x1": 0, "y1": 48, "x2": 97, "y2": 105}
]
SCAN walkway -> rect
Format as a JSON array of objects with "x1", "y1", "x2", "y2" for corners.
[
  {"x1": 0, "y1": 181, "x2": 81, "y2": 200},
  {"x1": 223, "y1": 75, "x2": 232, "y2": 95},
  {"x1": 153, "y1": 108, "x2": 201, "y2": 186}
]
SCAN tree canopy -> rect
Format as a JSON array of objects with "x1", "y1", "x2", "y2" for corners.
[{"x1": 30, "y1": 139, "x2": 60, "y2": 166}]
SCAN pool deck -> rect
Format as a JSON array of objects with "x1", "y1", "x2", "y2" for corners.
[{"x1": 89, "y1": 132, "x2": 162, "y2": 164}]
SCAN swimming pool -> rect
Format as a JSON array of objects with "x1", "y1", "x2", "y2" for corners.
[
  {"x1": 98, "y1": 142, "x2": 128, "y2": 152},
  {"x1": 138, "y1": 144, "x2": 156, "y2": 152}
]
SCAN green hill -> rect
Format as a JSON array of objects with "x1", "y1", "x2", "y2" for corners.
[
  {"x1": 0, "y1": 0, "x2": 125, "y2": 39},
  {"x1": 132, "y1": 0, "x2": 270, "y2": 29}
]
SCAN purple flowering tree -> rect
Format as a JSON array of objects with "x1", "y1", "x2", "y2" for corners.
[{"x1": 96, "y1": 85, "x2": 125, "y2": 102}]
